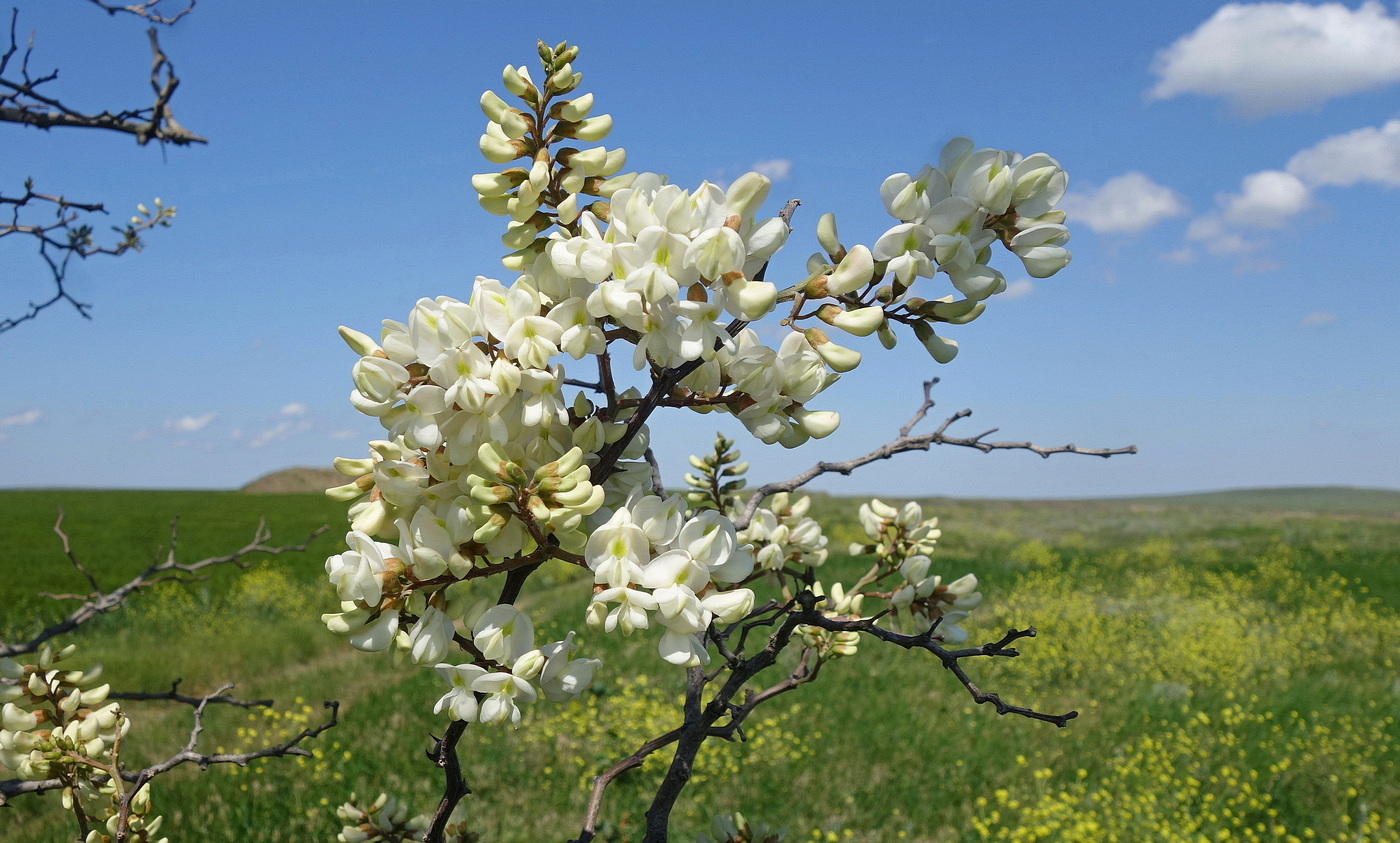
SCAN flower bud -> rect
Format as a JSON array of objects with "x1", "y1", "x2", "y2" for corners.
[
  {"x1": 826, "y1": 244, "x2": 873, "y2": 296},
  {"x1": 804, "y1": 328, "x2": 862, "y2": 373},
  {"x1": 558, "y1": 92, "x2": 593, "y2": 121},
  {"x1": 817, "y1": 212, "x2": 843, "y2": 260},
  {"x1": 725, "y1": 172, "x2": 771, "y2": 220},
  {"x1": 480, "y1": 90, "x2": 509, "y2": 122},
  {"x1": 480, "y1": 133, "x2": 527, "y2": 164},
  {"x1": 566, "y1": 115, "x2": 612, "y2": 142},
  {"x1": 817, "y1": 304, "x2": 885, "y2": 337},
  {"x1": 912, "y1": 321, "x2": 959, "y2": 363}
]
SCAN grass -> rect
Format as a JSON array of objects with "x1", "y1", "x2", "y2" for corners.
[{"x1": 1, "y1": 488, "x2": 1397, "y2": 841}]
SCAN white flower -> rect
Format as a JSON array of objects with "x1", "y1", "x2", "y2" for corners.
[
  {"x1": 593, "y1": 586, "x2": 659, "y2": 634},
  {"x1": 472, "y1": 604, "x2": 535, "y2": 665},
  {"x1": 433, "y1": 663, "x2": 488, "y2": 721},
  {"x1": 471, "y1": 671, "x2": 537, "y2": 727},
  {"x1": 407, "y1": 605, "x2": 455, "y2": 665}
]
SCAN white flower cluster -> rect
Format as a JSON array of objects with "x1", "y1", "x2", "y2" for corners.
[
  {"x1": 1, "y1": 646, "x2": 122, "y2": 781},
  {"x1": 584, "y1": 493, "x2": 756, "y2": 667},
  {"x1": 1, "y1": 646, "x2": 166, "y2": 843},
  {"x1": 323, "y1": 39, "x2": 1065, "y2": 725},
  {"x1": 335, "y1": 791, "x2": 475, "y2": 843},
  {"x1": 738, "y1": 492, "x2": 829, "y2": 572},
  {"x1": 848, "y1": 499, "x2": 980, "y2": 640},
  {"x1": 805, "y1": 137, "x2": 1070, "y2": 364}
]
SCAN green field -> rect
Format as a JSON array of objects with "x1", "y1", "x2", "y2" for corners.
[{"x1": 2, "y1": 487, "x2": 1398, "y2": 842}]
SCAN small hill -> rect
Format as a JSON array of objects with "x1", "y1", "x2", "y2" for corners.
[{"x1": 241, "y1": 466, "x2": 343, "y2": 494}]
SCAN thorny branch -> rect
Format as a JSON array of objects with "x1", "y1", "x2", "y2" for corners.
[
  {"x1": 735, "y1": 379, "x2": 1137, "y2": 529},
  {"x1": 0, "y1": 515, "x2": 328, "y2": 658}
]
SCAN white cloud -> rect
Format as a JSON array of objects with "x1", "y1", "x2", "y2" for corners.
[
  {"x1": 248, "y1": 422, "x2": 292, "y2": 449},
  {"x1": 750, "y1": 158, "x2": 792, "y2": 182},
  {"x1": 1300, "y1": 311, "x2": 1338, "y2": 326},
  {"x1": 1219, "y1": 170, "x2": 1312, "y2": 228},
  {"x1": 247, "y1": 419, "x2": 311, "y2": 449},
  {"x1": 1185, "y1": 214, "x2": 1263, "y2": 256},
  {"x1": 280, "y1": 402, "x2": 308, "y2": 416},
  {"x1": 164, "y1": 413, "x2": 215, "y2": 433},
  {"x1": 1060, "y1": 172, "x2": 1189, "y2": 234},
  {"x1": 1148, "y1": 1, "x2": 1400, "y2": 115},
  {"x1": 1000, "y1": 279, "x2": 1036, "y2": 300},
  {"x1": 1, "y1": 409, "x2": 42, "y2": 427},
  {"x1": 1287, "y1": 119, "x2": 1400, "y2": 187},
  {"x1": 1160, "y1": 246, "x2": 1197, "y2": 264}
]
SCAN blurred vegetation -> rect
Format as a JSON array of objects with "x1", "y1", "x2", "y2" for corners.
[{"x1": 1, "y1": 487, "x2": 1397, "y2": 841}]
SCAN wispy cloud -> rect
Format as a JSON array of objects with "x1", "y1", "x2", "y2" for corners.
[
  {"x1": 280, "y1": 403, "x2": 308, "y2": 416},
  {"x1": 750, "y1": 158, "x2": 792, "y2": 182},
  {"x1": 164, "y1": 413, "x2": 215, "y2": 433},
  {"x1": 1, "y1": 409, "x2": 42, "y2": 427},
  {"x1": 248, "y1": 419, "x2": 312, "y2": 449},
  {"x1": 1060, "y1": 172, "x2": 1188, "y2": 234},
  {"x1": 1299, "y1": 311, "x2": 1338, "y2": 327},
  {"x1": 1148, "y1": 1, "x2": 1400, "y2": 116},
  {"x1": 1000, "y1": 279, "x2": 1036, "y2": 300}
]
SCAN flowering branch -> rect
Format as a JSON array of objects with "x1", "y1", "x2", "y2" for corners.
[{"x1": 0, "y1": 515, "x2": 327, "y2": 658}]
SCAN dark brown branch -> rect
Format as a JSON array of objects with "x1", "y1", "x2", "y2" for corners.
[
  {"x1": 735, "y1": 380, "x2": 1136, "y2": 528},
  {"x1": 0, "y1": 518, "x2": 328, "y2": 658},
  {"x1": 107, "y1": 677, "x2": 272, "y2": 709},
  {"x1": 1, "y1": 11, "x2": 205, "y2": 144}
]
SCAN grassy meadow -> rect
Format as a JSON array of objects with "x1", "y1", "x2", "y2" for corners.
[{"x1": 1, "y1": 487, "x2": 1398, "y2": 842}]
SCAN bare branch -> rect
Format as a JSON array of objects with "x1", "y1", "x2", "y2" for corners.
[
  {"x1": 0, "y1": 518, "x2": 328, "y2": 658},
  {"x1": 85, "y1": 0, "x2": 197, "y2": 25},
  {"x1": 1, "y1": 11, "x2": 206, "y2": 144},
  {"x1": 736, "y1": 379, "x2": 1136, "y2": 528},
  {"x1": 107, "y1": 677, "x2": 273, "y2": 709},
  {"x1": 0, "y1": 695, "x2": 338, "y2": 804},
  {"x1": 0, "y1": 181, "x2": 176, "y2": 334}
]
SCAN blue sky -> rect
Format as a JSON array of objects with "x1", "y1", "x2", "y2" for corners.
[{"x1": 2, "y1": 0, "x2": 1397, "y2": 498}]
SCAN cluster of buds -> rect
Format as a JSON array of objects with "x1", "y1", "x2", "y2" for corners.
[
  {"x1": 696, "y1": 811, "x2": 786, "y2": 843},
  {"x1": 476, "y1": 39, "x2": 627, "y2": 269},
  {"x1": 795, "y1": 582, "x2": 863, "y2": 661},
  {"x1": 738, "y1": 492, "x2": 829, "y2": 573},
  {"x1": 1, "y1": 646, "x2": 165, "y2": 842},
  {"x1": 1, "y1": 645, "x2": 123, "y2": 782},
  {"x1": 889, "y1": 558, "x2": 982, "y2": 642},
  {"x1": 850, "y1": 498, "x2": 941, "y2": 562},
  {"x1": 335, "y1": 792, "x2": 477, "y2": 843},
  {"x1": 682, "y1": 434, "x2": 748, "y2": 513}
]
